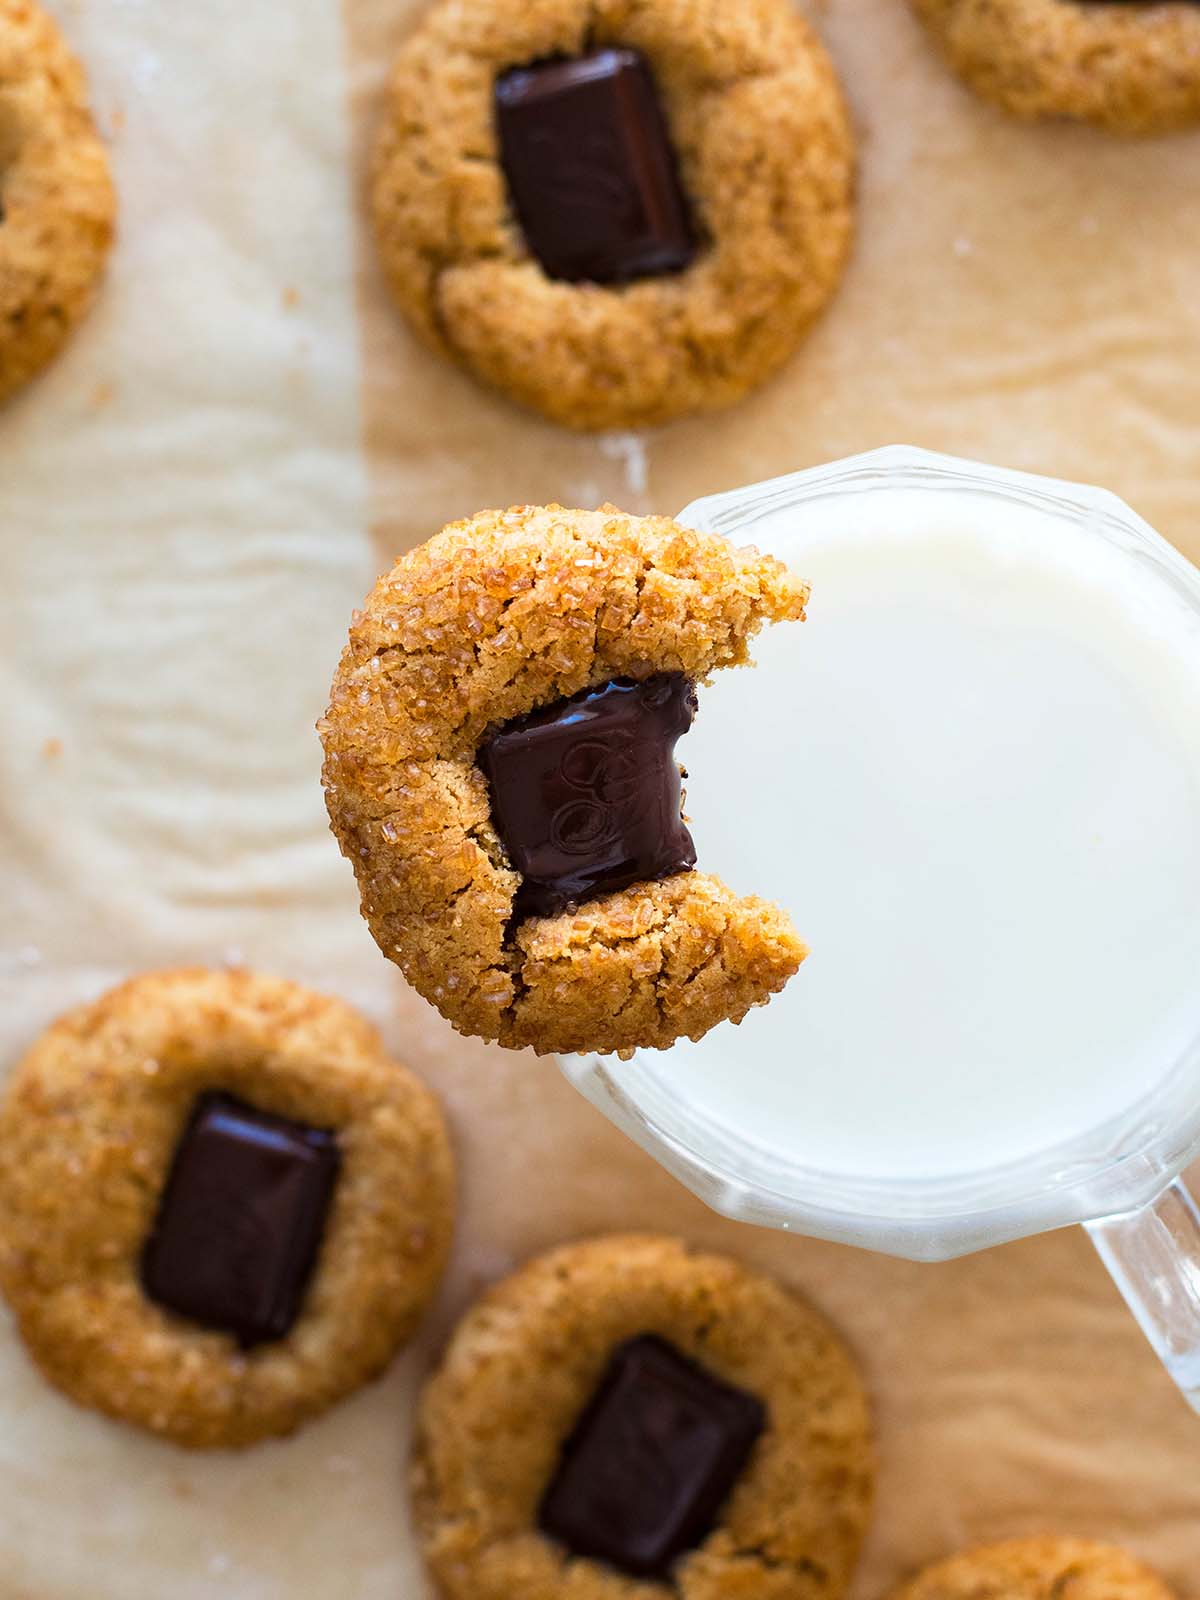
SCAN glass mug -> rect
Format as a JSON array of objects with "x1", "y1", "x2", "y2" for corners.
[{"x1": 562, "y1": 446, "x2": 1200, "y2": 1408}]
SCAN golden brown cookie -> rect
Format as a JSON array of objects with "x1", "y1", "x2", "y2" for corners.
[
  {"x1": 910, "y1": 0, "x2": 1200, "y2": 135},
  {"x1": 0, "y1": 968, "x2": 456, "y2": 1449},
  {"x1": 890, "y1": 1539, "x2": 1178, "y2": 1600},
  {"x1": 370, "y1": 0, "x2": 855, "y2": 430},
  {"x1": 412, "y1": 1234, "x2": 875, "y2": 1599},
  {"x1": 0, "y1": 0, "x2": 115, "y2": 403},
  {"x1": 320, "y1": 503, "x2": 810, "y2": 1057}
]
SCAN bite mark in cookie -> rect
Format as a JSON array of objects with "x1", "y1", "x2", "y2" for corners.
[{"x1": 320, "y1": 503, "x2": 810, "y2": 1057}]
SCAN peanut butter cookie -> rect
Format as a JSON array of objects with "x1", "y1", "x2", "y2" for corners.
[
  {"x1": 0, "y1": 969, "x2": 455, "y2": 1449},
  {"x1": 891, "y1": 1539, "x2": 1178, "y2": 1600},
  {"x1": 320, "y1": 503, "x2": 810, "y2": 1058},
  {"x1": 1, "y1": 0, "x2": 115, "y2": 403},
  {"x1": 412, "y1": 1234, "x2": 875, "y2": 1599},
  {"x1": 370, "y1": 0, "x2": 855, "y2": 429},
  {"x1": 911, "y1": 0, "x2": 1200, "y2": 134}
]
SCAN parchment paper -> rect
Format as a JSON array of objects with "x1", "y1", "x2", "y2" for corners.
[{"x1": 2, "y1": 0, "x2": 1200, "y2": 1594}]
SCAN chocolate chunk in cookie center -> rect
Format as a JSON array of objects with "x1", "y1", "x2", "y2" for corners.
[
  {"x1": 494, "y1": 48, "x2": 695, "y2": 284},
  {"x1": 140, "y1": 1092, "x2": 340, "y2": 1348},
  {"x1": 478, "y1": 674, "x2": 698, "y2": 921},
  {"x1": 538, "y1": 1334, "x2": 767, "y2": 1579}
]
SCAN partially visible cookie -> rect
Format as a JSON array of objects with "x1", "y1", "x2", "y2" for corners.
[
  {"x1": 412, "y1": 1234, "x2": 875, "y2": 1599},
  {"x1": 890, "y1": 1539, "x2": 1178, "y2": 1600},
  {"x1": 0, "y1": 968, "x2": 456, "y2": 1449},
  {"x1": 371, "y1": 0, "x2": 855, "y2": 429},
  {"x1": 320, "y1": 503, "x2": 811, "y2": 1057},
  {"x1": 910, "y1": 0, "x2": 1200, "y2": 135},
  {"x1": 0, "y1": 0, "x2": 115, "y2": 403}
]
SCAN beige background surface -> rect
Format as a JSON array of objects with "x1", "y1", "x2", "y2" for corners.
[{"x1": 2, "y1": 0, "x2": 1199, "y2": 1594}]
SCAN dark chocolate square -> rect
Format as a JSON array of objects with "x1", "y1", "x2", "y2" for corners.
[
  {"x1": 477, "y1": 674, "x2": 698, "y2": 921},
  {"x1": 538, "y1": 1334, "x2": 766, "y2": 1579},
  {"x1": 494, "y1": 47, "x2": 695, "y2": 284},
  {"x1": 140, "y1": 1092, "x2": 339, "y2": 1347}
]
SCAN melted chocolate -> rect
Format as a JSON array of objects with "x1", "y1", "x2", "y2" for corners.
[{"x1": 478, "y1": 674, "x2": 697, "y2": 921}]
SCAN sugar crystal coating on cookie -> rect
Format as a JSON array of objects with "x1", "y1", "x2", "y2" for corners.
[
  {"x1": 0, "y1": 968, "x2": 456, "y2": 1449},
  {"x1": 411, "y1": 1234, "x2": 875, "y2": 1600},
  {"x1": 494, "y1": 48, "x2": 694, "y2": 285},
  {"x1": 140, "y1": 1092, "x2": 340, "y2": 1348},
  {"x1": 538, "y1": 1333, "x2": 765, "y2": 1579},
  {"x1": 370, "y1": 0, "x2": 855, "y2": 428},
  {"x1": 321, "y1": 504, "x2": 812, "y2": 1056}
]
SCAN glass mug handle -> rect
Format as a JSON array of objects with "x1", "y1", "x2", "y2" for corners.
[{"x1": 1087, "y1": 1177, "x2": 1200, "y2": 1411}]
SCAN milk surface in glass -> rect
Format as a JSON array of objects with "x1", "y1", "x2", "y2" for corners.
[{"x1": 661, "y1": 487, "x2": 1200, "y2": 1180}]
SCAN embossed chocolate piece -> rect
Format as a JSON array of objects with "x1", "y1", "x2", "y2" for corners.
[
  {"x1": 494, "y1": 47, "x2": 695, "y2": 284},
  {"x1": 478, "y1": 673, "x2": 698, "y2": 921},
  {"x1": 140, "y1": 1092, "x2": 339, "y2": 1347},
  {"x1": 538, "y1": 1333, "x2": 767, "y2": 1578}
]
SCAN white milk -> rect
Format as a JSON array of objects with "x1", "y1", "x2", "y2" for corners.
[{"x1": 660, "y1": 490, "x2": 1200, "y2": 1179}]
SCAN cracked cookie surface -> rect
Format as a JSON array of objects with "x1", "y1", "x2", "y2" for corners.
[
  {"x1": 370, "y1": 0, "x2": 855, "y2": 429},
  {"x1": 0, "y1": 0, "x2": 115, "y2": 403},
  {"x1": 911, "y1": 0, "x2": 1200, "y2": 134},
  {"x1": 0, "y1": 968, "x2": 455, "y2": 1449},
  {"x1": 412, "y1": 1234, "x2": 875, "y2": 1600},
  {"x1": 890, "y1": 1540, "x2": 1178, "y2": 1600},
  {"x1": 320, "y1": 503, "x2": 810, "y2": 1057}
]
